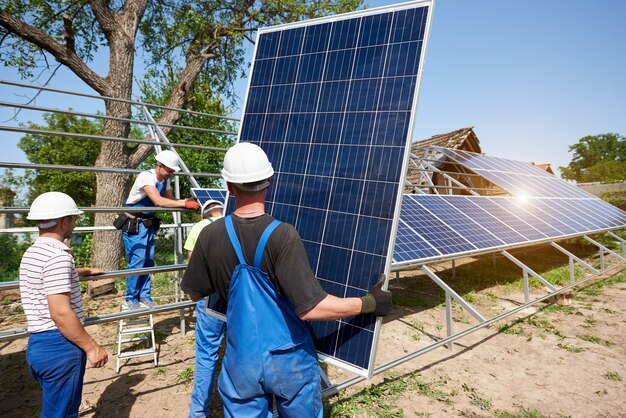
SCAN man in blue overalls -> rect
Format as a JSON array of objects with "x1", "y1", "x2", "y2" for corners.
[
  {"x1": 123, "y1": 150, "x2": 200, "y2": 310},
  {"x1": 181, "y1": 142, "x2": 392, "y2": 417}
]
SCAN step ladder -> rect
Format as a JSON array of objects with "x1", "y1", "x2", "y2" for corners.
[{"x1": 116, "y1": 305, "x2": 158, "y2": 373}]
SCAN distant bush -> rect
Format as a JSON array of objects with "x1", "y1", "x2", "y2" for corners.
[{"x1": 601, "y1": 189, "x2": 626, "y2": 211}]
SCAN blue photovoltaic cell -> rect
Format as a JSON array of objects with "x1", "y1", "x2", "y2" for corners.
[
  {"x1": 238, "y1": 2, "x2": 431, "y2": 374},
  {"x1": 393, "y1": 194, "x2": 626, "y2": 265},
  {"x1": 415, "y1": 195, "x2": 506, "y2": 249},
  {"x1": 437, "y1": 148, "x2": 594, "y2": 199},
  {"x1": 488, "y1": 198, "x2": 563, "y2": 238},
  {"x1": 191, "y1": 188, "x2": 227, "y2": 205},
  {"x1": 393, "y1": 221, "x2": 440, "y2": 262},
  {"x1": 191, "y1": 188, "x2": 236, "y2": 214},
  {"x1": 440, "y1": 196, "x2": 528, "y2": 244},
  {"x1": 400, "y1": 195, "x2": 476, "y2": 255}
]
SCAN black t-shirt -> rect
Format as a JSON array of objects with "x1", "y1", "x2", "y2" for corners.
[{"x1": 181, "y1": 214, "x2": 327, "y2": 315}]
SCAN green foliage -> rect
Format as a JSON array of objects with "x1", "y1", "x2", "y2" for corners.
[
  {"x1": 138, "y1": 67, "x2": 236, "y2": 200},
  {"x1": 577, "y1": 334, "x2": 612, "y2": 347},
  {"x1": 326, "y1": 371, "x2": 451, "y2": 417},
  {"x1": 177, "y1": 366, "x2": 195, "y2": 384},
  {"x1": 18, "y1": 112, "x2": 102, "y2": 206},
  {"x1": 601, "y1": 190, "x2": 626, "y2": 209},
  {"x1": 71, "y1": 233, "x2": 93, "y2": 268},
  {"x1": 604, "y1": 371, "x2": 622, "y2": 382},
  {"x1": 556, "y1": 343, "x2": 584, "y2": 353},
  {"x1": 0, "y1": 234, "x2": 32, "y2": 280},
  {"x1": 461, "y1": 383, "x2": 492, "y2": 411},
  {"x1": 559, "y1": 133, "x2": 626, "y2": 182}
]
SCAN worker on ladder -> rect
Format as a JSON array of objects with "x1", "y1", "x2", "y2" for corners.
[
  {"x1": 120, "y1": 150, "x2": 200, "y2": 310},
  {"x1": 182, "y1": 142, "x2": 392, "y2": 417}
]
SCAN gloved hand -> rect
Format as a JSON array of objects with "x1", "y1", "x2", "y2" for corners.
[
  {"x1": 360, "y1": 275, "x2": 392, "y2": 316},
  {"x1": 184, "y1": 199, "x2": 201, "y2": 210}
]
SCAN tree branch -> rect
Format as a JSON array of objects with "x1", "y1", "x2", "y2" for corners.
[
  {"x1": 62, "y1": 14, "x2": 76, "y2": 52},
  {"x1": 0, "y1": 9, "x2": 107, "y2": 94},
  {"x1": 129, "y1": 52, "x2": 213, "y2": 167}
]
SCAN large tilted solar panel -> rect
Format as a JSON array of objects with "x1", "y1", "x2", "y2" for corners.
[
  {"x1": 434, "y1": 147, "x2": 594, "y2": 199},
  {"x1": 393, "y1": 194, "x2": 626, "y2": 266},
  {"x1": 237, "y1": 1, "x2": 432, "y2": 375}
]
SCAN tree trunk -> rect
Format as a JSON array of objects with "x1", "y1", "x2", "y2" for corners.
[{"x1": 88, "y1": 35, "x2": 136, "y2": 297}]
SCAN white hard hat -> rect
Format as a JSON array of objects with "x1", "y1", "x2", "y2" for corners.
[
  {"x1": 155, "y1": 150, "x2": 181, "y2": 172},
  {"x1": 201, "y1": 200, "x2": 224, "y2": 217},
  {"x1": 221, "y1": 142, "x2": 274, "y2": 184},
  {"x1": 27, "y1": 192, "x2": 83, "y2": 220}
]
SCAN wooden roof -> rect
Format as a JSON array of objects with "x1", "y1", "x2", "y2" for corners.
[
  {"x1": 410, "y1": 126, "x2": 481, "y2": 157},
  {"x1": 530, "y1": 162, "x2": 555, "y2": 176},
  {"x1": 406, "y1": 127, "x2": 482, "y2": 189}
]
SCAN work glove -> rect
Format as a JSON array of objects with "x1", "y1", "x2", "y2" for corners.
[
  {"x1": 360, "y1": 275, "x2": 392, "y2": 316},
  {"x1": 184, "y1": 199, "x2": 201, "y2": 210}
]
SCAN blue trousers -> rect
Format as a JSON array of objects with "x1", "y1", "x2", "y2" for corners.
[
  {"x1": 189, "y1": 298, "x2": 226, "y2": 418},
  {"x1": 26, "y1": 329, "x2": 87, "y2": 418},
  {"x1": 123, "y1": 222, "x2": 155, "y2": 301}
]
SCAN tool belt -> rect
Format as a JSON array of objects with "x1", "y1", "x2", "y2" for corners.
[{"x1": 113, "y1": 212, "x2": 160, "y2": 234}]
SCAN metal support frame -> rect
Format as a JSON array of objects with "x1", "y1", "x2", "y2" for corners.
[
  {"x1": 606, "y1": 231, "x2": 626, "y2": 257},
  {"x1": 0, "y1": 82, "x2": 232, "y2": 343},
  {"x1": 421, "y1": 265, "x2": 486, "y2": 350},
  {"x1": 142, "y1": 105, "x2": 204, "y2": 336},
  {"x1": 417, "y1": 159, "x2": 481, "y2": 196},
  {"x1": 584, "y1": 235, "x2": 624, "y2": 271},
  {"x1": 321, "y1": 259, "x2": 626, "y2": 399},
  {"x1": 550, "y1": 242, "x2": 598, "y2": 285},
  {"x1": 501, "y1": 250, "x2": 558, "y2": 292}
]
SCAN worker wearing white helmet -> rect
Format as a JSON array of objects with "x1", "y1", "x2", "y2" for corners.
[
  {"x1": 183, "y1": 198, "x2": 226, "y2": 418},
  {"x1": 121, "y1": 149, "x2": 201, "y2": 310},
  {"x1": 19, "y1": 192, "x2": 108, "y2": 418},
  {"x1": 182, "y1": 142, "x2": 392, "y2": 417}
]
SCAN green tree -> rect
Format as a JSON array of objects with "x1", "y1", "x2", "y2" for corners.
[
  {"x1": 559, "y1": 133, "x2": 626, "y2": 183},
  {"x1": 18, "y1": 112, "x2": 102, "y2": 207},
  {"x1": 0, "y1": 234, "x2": 32, "y2": 280},
  {"x1": 0, "y1": 0, "x2": 361, "y2": 276}
]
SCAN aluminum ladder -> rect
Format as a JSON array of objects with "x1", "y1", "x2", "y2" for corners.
[{"x1": 116, "y1": 305, "x2": 158, "y2": 373}]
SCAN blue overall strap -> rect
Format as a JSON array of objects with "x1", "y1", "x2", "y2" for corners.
[
  {"x1": 224, "y1": 215, "x2": 247, "y2": 266},
  {"x1": 253, "y1": 219, "x2": 282, "y2": 269}
]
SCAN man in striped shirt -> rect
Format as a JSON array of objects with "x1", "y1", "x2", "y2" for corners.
[{"x1": 19, "y1": 192, "x2": 108, "y2": 418}]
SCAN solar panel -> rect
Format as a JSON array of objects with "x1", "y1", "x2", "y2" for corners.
[
  {"x1": 435, "y1": 148, "x2": 594, "y2": 199},
  {"x1": 237, "y1": 1, "x2": 432, "y2": 376},
  {"x1": 191, "y1": 187, "x2": 236, "y2": 215},
  {"x1": 191, "y1": 188, "x2": 227, "y2": 205},
  {"x1": 393, "y1": 194, "x2": 626, "y2": 266}
]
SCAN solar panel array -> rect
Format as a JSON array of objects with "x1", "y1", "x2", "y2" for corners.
[
  {"x1": 394, "y1": 194, "x2": 626, "y2": 266},
  {"x1": 237, "y1": 1, "x2": 431, "y2": 375},
  {"x1": 435, "y1": 147, "x2": 594, "y2": 198}
]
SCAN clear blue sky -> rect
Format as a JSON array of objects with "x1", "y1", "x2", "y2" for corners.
[{"x1": 1, "y1": 0, "x2": 625, "y2": 177}]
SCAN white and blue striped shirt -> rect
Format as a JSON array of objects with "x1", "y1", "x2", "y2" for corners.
[{"x1": 19, "y1": 237, "x2": 85, "y2": 333}]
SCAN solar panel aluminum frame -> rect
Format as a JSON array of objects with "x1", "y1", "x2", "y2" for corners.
[
  {"x1": 391, "y1": 195, "x2": 626, "y2": 271},
  {"x1": 233, "y1": 0, "x2": 435, "y2": 378}
]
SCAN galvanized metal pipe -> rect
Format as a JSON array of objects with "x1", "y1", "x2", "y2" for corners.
[
  {"x1": 0, "y1": 125, "x2": 228, "y2": 152},
  {"x1": 0, "y1": 101, "x2": 237, "y2": 136},
  {"x1": 0, "y1": 79, "x2": 240, "y2": 122},
  {"x1": 0, "y1": 162, "x2": 220, "y2": 178}
]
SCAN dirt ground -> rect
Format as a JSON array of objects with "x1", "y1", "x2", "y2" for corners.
[{"x1": 1, "y1": 264, "x2": 625, "y2": 418}]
